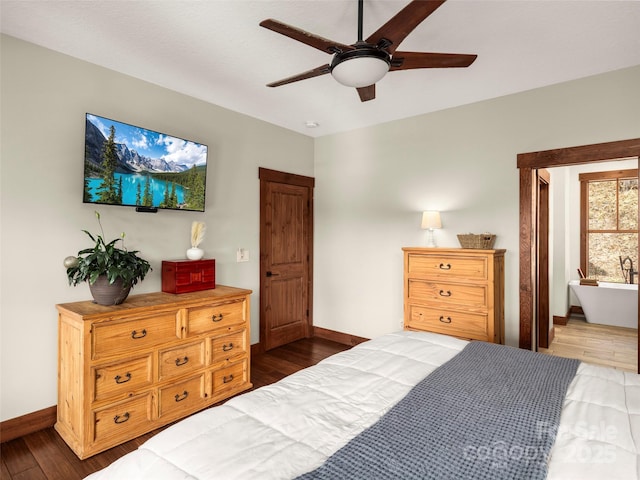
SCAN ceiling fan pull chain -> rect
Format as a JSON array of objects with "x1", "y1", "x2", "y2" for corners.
[{"x1": 357, "y1": 0, "x2": 364, "y2": 42}]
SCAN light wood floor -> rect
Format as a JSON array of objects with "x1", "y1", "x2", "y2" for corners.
[{"x1": 539, "y1": 315, "x2": 638, "y2": 372}]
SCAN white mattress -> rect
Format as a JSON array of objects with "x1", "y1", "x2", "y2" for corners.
[{"x1": 85, "y1": 331, "x2": 640, "y2": 480}]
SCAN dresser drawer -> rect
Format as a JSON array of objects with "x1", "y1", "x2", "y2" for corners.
[
  {"x1": 210, "y1": 329, "x2": 247, "y2": 364},
  {"x1": 57, "y1": 287, "x2": 252, "y2": 459},
  {"x1": 407, "y1": 279, "x2": 488, "y2": 309},
  {"x1": 158, "y1": 341, "x2": 206, "y2": 381},
  {"x1": 402, "y1": 248, "x2": 504, "y2": 347},
  {"x1": 158, "y1": 374, "x2": 207, "y2": 419},
  {"x1": 407, "y1": 253, "x2": 487, "y2": 281},
  {"x1": 92, "y1": 313, "x2": 179, "y2": 360},
  {"x1": 186, "y1": 300, "x2": 245, "y2": 336},
  {"x1": 407, "y1": 305, "x2": 489, "y2": 340},
  {"x1": 93, "y1": 355, "x2": 153, "y2": 402},
  {"x1": 211, "y1": 359, "x2": 248, "y2": 398},
  {"x1": 93, "y1": 394, "x2": 153, "y2": 446}
]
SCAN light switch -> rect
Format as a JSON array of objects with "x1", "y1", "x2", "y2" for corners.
[{"x1": 236, "y1": 248, "x2": 249, "y2": 262}]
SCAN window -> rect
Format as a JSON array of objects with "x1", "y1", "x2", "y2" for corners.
[{"x1": 580, "y1": 169, "x2": 638, "y2": 283}]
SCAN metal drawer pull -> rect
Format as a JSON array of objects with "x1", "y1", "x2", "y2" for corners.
[
  {"x1": 223, "y1": 374, "x2": 234, "y2": 384},
  {"x1": 113, "y1": 412, "x2": 130, "y2": 424},
  {"x1": 439, "y1": 316, "x2": 452, "y2": 324},
  {"x1": 131, "y1": 329, "x2": 147, "y2": 339},
  {"x1": 211, "y1": 313, "x2": 224, "y2": 322},
  {"x1": 175, "y1": 356, "x2": 189, "y2": 366},
  {"x1": 114, "y1": 372, "x2": 132, "y2": 384},
  {"x1": 222, "y1": 343, "x2": 234, "y2": 352},
  {"x1": 439, "y1": 290, "x2": 452, "y2": 297},
  {"x1": 439, "y1": 263, "x2": 451, "y2": 270},
  {"x1": 174, "y1": 391, "x2": 189, "y2": 402}
]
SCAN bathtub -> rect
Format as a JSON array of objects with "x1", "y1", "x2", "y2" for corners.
[{"x1": 569, "y1": 280, "x2": 638, "y2": 329}]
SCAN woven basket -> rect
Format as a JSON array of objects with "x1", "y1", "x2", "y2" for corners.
[{"x1": 457, "y1": 233, "x2": 496, "y2": 249}]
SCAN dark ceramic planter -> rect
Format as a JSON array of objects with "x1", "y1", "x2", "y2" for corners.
[{"x1": 88, "y1": 275, "x2": 131, "y2": 305}]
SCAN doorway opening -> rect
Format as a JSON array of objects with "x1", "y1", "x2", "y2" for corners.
[{"x1": 518, "y1": 138, "x2": 640, "y2": 373}]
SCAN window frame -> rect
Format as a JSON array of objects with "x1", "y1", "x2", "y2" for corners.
[{"x1": 579, "y1": 168, "x2": 638, "y2": 280}]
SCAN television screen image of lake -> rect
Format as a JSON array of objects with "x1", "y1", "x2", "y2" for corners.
[{"x1": 86, "y1": 173, "x2": 186, "y2": 207}]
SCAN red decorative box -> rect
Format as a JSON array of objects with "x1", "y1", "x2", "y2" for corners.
[{"x1": 162, "y1": 259, "x2": 215, "y2": 294}]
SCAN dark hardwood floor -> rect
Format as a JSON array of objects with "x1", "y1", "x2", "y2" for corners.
[{"x1": 0, "y1": 337, "x2": 352, "y2": 480}]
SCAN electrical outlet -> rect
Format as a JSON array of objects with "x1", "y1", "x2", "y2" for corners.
[
  {"x1": 399, "y1": 319, "x2": 405, "y2": 330},
  {"x1": 236, "y1": 248, "x2": 249, "y2": 262}
]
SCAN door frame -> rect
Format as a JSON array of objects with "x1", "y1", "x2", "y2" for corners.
[
  {"x1": 537, "y1": 169, "x2": 550, "y2": 349},
  {"x1": 258, "y1": 167, "x2": 314, "y2": 352},
  {"x1": 518, "y1": 138, "x2": 640, "y2": 372}
]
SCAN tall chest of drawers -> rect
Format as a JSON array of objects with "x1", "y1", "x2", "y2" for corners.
[
  {"x1": 403, "y1": 248, "x2": 505, "y2": 344},
  {"x1": 56, "y1": 285, "x2": 252, "y2": 459}
]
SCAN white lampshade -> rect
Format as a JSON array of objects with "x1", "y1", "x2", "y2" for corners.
[
  {"x1": 421, "y1": 211, "x2": 442, "y2": 230},
  {"x1": 331, "y1": 55, "x2": 390, "y2": 88}
]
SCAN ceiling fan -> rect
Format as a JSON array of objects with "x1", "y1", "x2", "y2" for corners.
[{"x1": 260, "y1": 0, "x2": 477, "y2": 102}]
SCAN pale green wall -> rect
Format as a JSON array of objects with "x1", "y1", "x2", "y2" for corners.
[
  {"x1": 313, "y1": 65, "x2": 640, "y2": 345},
  {"x1": 0, "y1": 35, "x2": 314, "y2": 421}
]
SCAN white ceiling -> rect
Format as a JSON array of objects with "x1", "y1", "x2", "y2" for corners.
[{"x1": 2, "y1": 0, "x2": 639, "y2": 138}]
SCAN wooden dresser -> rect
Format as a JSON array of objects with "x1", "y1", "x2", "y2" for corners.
[
  {"x1": 403, "y1": 248, "x2": 505, "y2": 344},
  {"x1": 56, "y1": 285, "x2": 252, "y2": 459}
]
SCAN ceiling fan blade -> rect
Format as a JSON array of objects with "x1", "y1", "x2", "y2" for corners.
[
  {"x1": 366, "y1": 0, "x2": 447, "y2": 54},
  {"x1": 266, "y1": 64, "x2": 331, "y2": 87},
  {"x1": 260, "y1": 19, "x2": 354, "y2": 54},
  {"x1": 390, "y1": 51, "x2": 477, "y2": 70},
  {"x1": 357, "y1": 84, "x2": 376, "y2": 102}
]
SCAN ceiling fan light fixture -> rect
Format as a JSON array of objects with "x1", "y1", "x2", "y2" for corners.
[{"x1": 330, "y1": 48, "x2": 390, "y2": 88}]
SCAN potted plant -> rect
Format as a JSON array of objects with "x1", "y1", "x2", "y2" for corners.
[{"x1": 64, "y1": 211, "x2": 152, "y2": 305}]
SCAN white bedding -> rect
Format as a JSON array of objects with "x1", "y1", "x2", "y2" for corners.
[{"x1": 85, "y1": 331, "x2": 640, "y2": 480}]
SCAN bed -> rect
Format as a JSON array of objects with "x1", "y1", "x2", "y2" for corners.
[{"x1": 85, "y1": 330, "x2": 640, "y2": 480}]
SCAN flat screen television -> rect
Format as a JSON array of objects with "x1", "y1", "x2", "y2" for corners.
[{"x1": 84, "y1": 113, "x2": 208, "y2": 212}]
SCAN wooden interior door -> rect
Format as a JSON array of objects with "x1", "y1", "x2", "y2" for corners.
[{"x1": 259, "y1": 168, "x2": 314, "y2": 351}]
